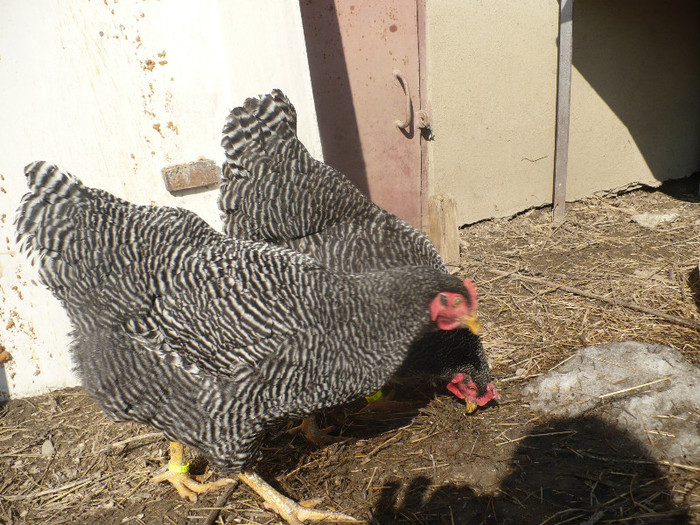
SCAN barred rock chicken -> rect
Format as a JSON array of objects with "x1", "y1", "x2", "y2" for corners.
[
  {"x1": 219, "y1": 90, "x2": 499, "y2": 420},
  {"x1": 16, "y1": 161, "x2": 480, "y2": 524}
]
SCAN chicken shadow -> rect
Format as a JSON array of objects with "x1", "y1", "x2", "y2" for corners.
[
  {"x1": 255, "y1": 380, "x2": 443, "y2": 479},
  {"x1": 371, "y1": 415, "x2": 690, "y2": 524},
  {"x1": 688, "y1": 265, "x2": 700, "y2": 315}
]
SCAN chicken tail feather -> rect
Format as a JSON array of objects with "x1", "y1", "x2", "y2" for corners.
[
  {"x1": 15, "y1": 161, "x2": 86, "y2": 263},
  {"x1": 221, "y1": 88, "x2": 298, "y2": 164}
]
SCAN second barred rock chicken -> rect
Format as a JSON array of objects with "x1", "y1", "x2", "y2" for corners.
[
  {"x1": 219, "y1": 90, "x2": 499, "y2": 418},
  {"x1": 16, "y1": 161, "x2": 481, "y2": 524}
]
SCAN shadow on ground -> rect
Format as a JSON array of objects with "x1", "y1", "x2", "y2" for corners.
[
  {"x1": 688, "y1": 265, "x2": 700, "y2": 315},
  {"x1": 372, "y1": 415, "x2": 689, "y2": 524}
]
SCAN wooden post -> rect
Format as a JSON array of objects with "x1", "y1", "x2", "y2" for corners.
[
  {"x1": 428, "y1": 194, "x2": 460, "y2": 267},
  {"x1": 553, "y1": 0, "x2": 574, "y2": 222},
  {"x1": 417, "y1": 0, "x2": 431, "y2": 235}
]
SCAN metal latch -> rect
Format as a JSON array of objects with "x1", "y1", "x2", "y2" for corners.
[{"x1": 417, "y1": 110, "x2": 434, "y2": 141}]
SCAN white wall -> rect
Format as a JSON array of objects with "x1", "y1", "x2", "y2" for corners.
[{"x1": 0, "y1": 0, "x2": 321, "y2": 400}]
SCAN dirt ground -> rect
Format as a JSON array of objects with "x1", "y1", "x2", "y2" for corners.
[{"x1": 1, "y1": 179, "x2": 699, "y2": 524}]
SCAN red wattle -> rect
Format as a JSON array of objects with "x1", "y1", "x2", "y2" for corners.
[
  {"x1": 476, "y1": 383, "x2": 501, "y2": 406},
  {"x1": 446, "y1": 373, "x2": 480, "y2": 401},
  {"x1": 447, "y1": 376, "x2": 501, "y2": 408},
  {"x1": 447, "y1": 381, "x2": 466, "y2": 399}
]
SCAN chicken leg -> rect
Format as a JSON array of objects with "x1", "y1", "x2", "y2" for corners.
[
  {"x1": 237, "y1": 470, "x2": 358, "y2": 524},
  {"x1": 290, "y1": 389, "x2": 409, "y2": 446},
  {"x1": 151, "y1": 441, "x2": 235, "y2": 502},
  {"x1": 359, "y1": 388, "x2": 411, "y2": 413}
]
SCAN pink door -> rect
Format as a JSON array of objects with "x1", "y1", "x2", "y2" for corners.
[{"x1": 300, "y1": 1, "x2": 427, "y2": 229}]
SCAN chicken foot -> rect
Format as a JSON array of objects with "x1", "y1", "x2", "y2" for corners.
[
  {"x1": 238, "y1": 470, "x2": 358, "y2": 524},
  {"x1": 151, "y1": 441, "x2": 235, "y2": 502},
  {"x1": 287, "y1": 417, "x2": 341, "y2": 446}
]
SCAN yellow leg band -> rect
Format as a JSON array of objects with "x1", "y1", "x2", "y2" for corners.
[
  {"x1": 168, "y1": 460, "x2": 190, "y2": 474},
  {"x1": 365, "y1": 389, "x2": 383, "y2": 403}
]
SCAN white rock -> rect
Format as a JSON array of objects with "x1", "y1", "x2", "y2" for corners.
[
  {"x1": 523, "y1": 341, "x2": 700, "y2": 464},
  {"x1": 41, "y1": 438, "x2": 55, "y2": 456},
  {"x1": 630, "y1": 212, "x2": 679, "y2": 228}
]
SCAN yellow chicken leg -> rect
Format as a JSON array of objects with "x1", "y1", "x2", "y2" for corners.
[
  {"x1": 151, "y1": 441, "x2": 235, "y2": 502},
  {"x1": 359, "y1": 388, "x2": 411, "y2": 413},
  {"x1": 238, "y1": 470, "x2": 358, "y2": 524}
]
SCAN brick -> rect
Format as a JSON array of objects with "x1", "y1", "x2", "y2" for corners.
[{"x1": 162, "y1": 159, "x2": 221, "y2": 192}]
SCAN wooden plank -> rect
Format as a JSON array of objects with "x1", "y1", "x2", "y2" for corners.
[
  {"x1": 428, "y1": 193, "x2": 460, "y2": 267},
  {"x1": 417, "y1": 0, "x2": 431, "y2": 234},
  {"x1": 553, "y1": 0, "x2": 574, "y2": 222}
]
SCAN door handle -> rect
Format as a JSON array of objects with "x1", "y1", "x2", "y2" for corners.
[{"x1": 393, "y1": 69, "x2": 413, "y2": 130}]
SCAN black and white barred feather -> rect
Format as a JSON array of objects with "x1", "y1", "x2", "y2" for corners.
[
  {"x1": 219, "y1": 89, "x2": 446, "y2": 274},
  {"x1": 16, "y1": 161, "x2": 469, "y2": 471},
  {"x1": 219, "y1": 91, "x2": 493, "y2": 393}
]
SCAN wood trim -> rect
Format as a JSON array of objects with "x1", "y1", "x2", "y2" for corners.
[
  {"x1": 416, "y1": 0, "x2": 431, "y2": 233},
  {"x1": 553, "y1": 0, "x2": 574, "y2": 222}
]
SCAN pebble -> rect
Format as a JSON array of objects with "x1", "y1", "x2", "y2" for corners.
[{"x1": 41, "y1": 438, "x2": 55, "y2": 456}]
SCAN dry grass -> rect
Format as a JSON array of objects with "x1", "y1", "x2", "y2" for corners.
[
  {"x1": 1, "y1": 184, "x2": 699, "y2": 524},
  {"x1": 462, "y1": 187, "x2": 700, "y2": 375}
]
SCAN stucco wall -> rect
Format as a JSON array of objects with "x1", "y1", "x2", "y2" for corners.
[
  {"x1": 567, "y1": 0, "x2": 700, "y2": 199},
  {"x1": 426, "y1": 0, "x2": 560, "y2": 224},
  {"x1": 0, "y1": 0, "x2": 320, "y2": 400},
  {"x1": 426, "y1": 0, "x2": 700, "y2": 225}
]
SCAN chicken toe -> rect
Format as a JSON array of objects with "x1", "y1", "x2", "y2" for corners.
[
  {"x1": 151, "y1": 441, "x2": 235, "y2": 502},
  {"x1": 238, "y1": 470, "x2": 358, "y2": 524},
  {"x1": 151, "y1": 469, "x2": 235, "y2": 502},
  {"x1": 287, "y1": 417, "x2": 341, "y2": 446}
]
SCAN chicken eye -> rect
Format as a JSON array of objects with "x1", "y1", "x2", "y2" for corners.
[
  {"x1": 453, "y1": 297, "x2": 463, "y2": 306},
  {"x1": 439, "y1": 293, "x2": 448, "y2": 306}
]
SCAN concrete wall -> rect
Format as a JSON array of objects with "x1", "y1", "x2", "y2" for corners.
[
  {"x1": 0, "y1": 0, "x2": 321, "y2": 400},
  {"x1": 426, "y1": 0, "x2": 560, "y2": 224},
  {"x1": 426, "y1": 0, "x2": 700, "y2": 225},
  {"x1": 567, "y1": 0, "x2": 700, "y2": 199}
]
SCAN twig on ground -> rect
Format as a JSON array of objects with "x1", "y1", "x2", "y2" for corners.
[
  {"x1": 97, "y1": 431, "x2": 164, "y2": 454},
  {"x1": 1, "y1": 477, "x2": 95, "y2": 501},
  {"x1": 485, "y1": 268, "x2": 700, "y2": 330},
  {"x1": 359, "y1": 433, "x2": 401, "y2": 465},
  {"x1": 202, "y1": 480, "x2": 239, "y2": 525},
  {"x1": 598, "y1": 377, "x2": 671, "y2": 399}
]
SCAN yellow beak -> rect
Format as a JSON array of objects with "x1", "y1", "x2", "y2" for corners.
[
  {"x1": 459, "y1": 315, "x2": 482, "y2": 336},
  {"x1": 465, "y1": 399, "x2": 478, "y2": 414}
]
